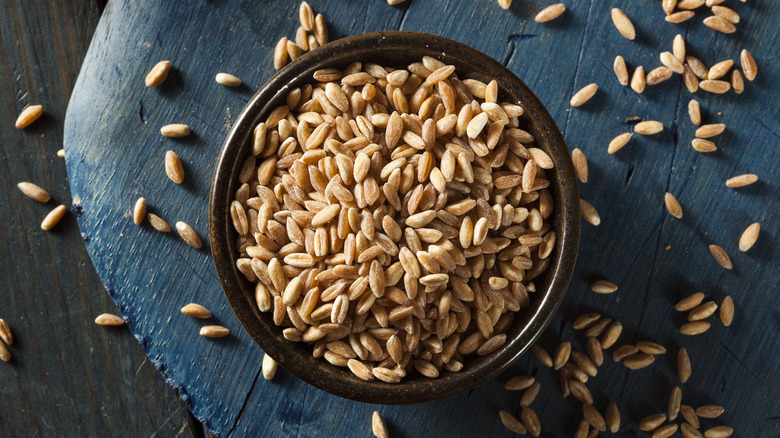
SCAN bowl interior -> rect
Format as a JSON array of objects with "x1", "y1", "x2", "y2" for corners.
[{"x1": 209, "y1": 31, "x2": 579, "y2": 404}]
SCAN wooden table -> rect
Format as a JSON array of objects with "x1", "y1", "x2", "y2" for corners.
[{"x1": 6, "y1": 0, "x2": 780, "y2": 436}]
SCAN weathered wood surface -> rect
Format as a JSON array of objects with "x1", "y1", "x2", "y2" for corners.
[
  {"x1": 0, "y1": 0, "x2": 203, "y2": 436},
  {"x1": 65, "y1": 0, "x2": 779, "y2": 436}
]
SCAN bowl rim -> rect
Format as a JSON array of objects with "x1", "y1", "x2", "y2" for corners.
[{"x1": 209, "y1": 30, "x2": 579, "y2": 404}]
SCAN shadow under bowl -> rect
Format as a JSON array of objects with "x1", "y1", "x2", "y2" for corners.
[{"x1": 209, "y1": 31, "x2": 579, "y2": 404}]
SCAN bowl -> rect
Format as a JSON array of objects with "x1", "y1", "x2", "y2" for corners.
[{"x1": 209, "y1": 31, "x2": 579, "y2": 404}]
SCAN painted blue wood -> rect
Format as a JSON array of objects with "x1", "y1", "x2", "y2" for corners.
[{"x1": 64, "y1": 0, "x2": 780, "y2": 436}]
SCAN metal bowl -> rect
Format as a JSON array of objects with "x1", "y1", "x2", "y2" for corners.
[{"x1": 209, "y1": 31, "x2": 579, "y2": 404}]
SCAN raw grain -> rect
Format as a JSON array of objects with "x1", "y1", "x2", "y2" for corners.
[
  {"x1": 200, "y1": 325, "x2": 229, "y2": 338},
  {"x1": 666, "y1": 11, "x2": 695, "y2": 23},
  {"x1": 741, "y1": 49, "x2": 757, "y2": 81},
  {"x1": 699, "y1": 79, "x2": 731, "y2": 94},
  {"x1": 668, "y1": 386, "x2": 682, "y2": 420},
  {"x1": 133, "y1": 197, "x2": 147, "y2": 225},
  {"x1": 703, "y1": 16, "x2": 736, "y2": 34},
  {"x1": 680, "y1": 321, "x2": 711, "y2": 335},
  {"x1": 614, "y1": 56, "x2": 629, "y2": 86},
  {"x1": 41, "y1": 205, "x2": 67, "y2": 230},
  {"x1": 673, "y1": 34, "x2": 686, "y2": 63},
  {"x1": 688, "y1": 99, "x2": 701, "y2": 125},
  {"x1": 145, "y1": 61, "x2": 170, "y2": 87},
  {"x1": 696, "y1": 405, "x2": 724, "y2": 418},
  {"x1": 708, "y1": 60, "x2": 733, "y2": 80},
  {"x1": 530, "y1": 344, "x2": 553, "y2": 367},
  {"x1": 591, "y1": 280, "x2": 617, "y2": 294},
  {"x1": 583, "y1": 403, "x2": 606, "y2": 432},
  {"x1": 553, "y1": 341, "x2": 571, "y2": 370},
  {"x1": 57, "y1": 149, "x2": 65, "y2": 158},
  {"x1": 572, "y1": 148, "x2": 588, "y2": 183},
  {"x1": 147, "y1": 213, "x2": 171, "y2": 232},
  {"x1": 695, "y1": 123, "x2": 726, "y2": 138},
  {"x1": 720, "y1": 296, "x2": 734, "y2": 326},
  {"x1": 181, "y1": 303, "x2": 211, "y2": 319},
  {"x1": 0, "y1": 342, "x2": 10, "y2": 362},
  {"x1": 95, "y1": 313, "x2": 124, "y2": 326},
  {"x1": 521, "y1": 408, "x2": 541, "y2": 437},
  {"x1": 15, "y1": 104, "x2": 44, "y2": 129},
  {"x1": 637, "y1": 341, "x2": 666, "y2": 355},
  {"x1": 262, "y1": 353, "x2": 277, "y2": 380},
  {"x1": 653, "y1": 423, "x2": 679, "y2": 438},
  {"x1": 712, "y1": 5, "x2": 739, "y2": 23},
  {"x1": 704, "y1": 426, "x2": 733, "y2": 438},
  {"x1": 499, "y1": 410, "x2": 527, "y2": 434},
  {"x1": 731, "y1": 69, "x2": 744, "y2": 94},
  {"x1": 535, "y1": 3, "x2": 566, "y2": 23},
  {"x1": 274, "y1": 37, "x2": 289, "y2": 70},
  {"x1": 678, "y1": 347, "x2": 691, "y2": 382},
  {"x1": 631, "y1": 66, "x2": 646, "y2": 94},
  {"x1": 600, "y1": 321, "x2": 622, "y2": 349},
  {"x1": 646, "y1": 67, "x2": 673, "y2": 86},
  {"x1": 612, "y1": 344, "x2": 638, "y2": 362},
  {"x1": 623, "y1": 353, "x2": 655, "y2": 369},
  {"x1": 660, "y1": 52, "x2": 684, "y2": 74},
  {"x1": 608, "y1": 132, "x2": 632, "y2": 154},
  {"x1": 505, "y1": 375, "x2": 535, "y2": 391},
  {"x1": 176, "y1": 221, "x2": 202, "y2": 249},
  {"x1": 520, "y1": 381, "x2": 541, "y2": 407},
  {"x1": 160, "y1": 123, "x2": 191, "y2": 137},
  {"x1": 688, "y1": 301, "x2": 717, "y2": 321},
  {"x1": 692, "y1": 139, "x2": 717, "y2": 153},
  {"x1": 611, "y1": 9, "x2": 636, "y2": 40},
  {"x1": 17, "y1": 182, "x2": 51, "y2": 203},
  {"x1": 580, "y1": 199, "x2": 600, "y2": 226},
  {"x1": 216, "y1": 73, "x2": 242, "y2": 87},
  {"x1": 165, "y1": 150, "x2": 185, "y2": 184},
  {"x1": 725, "y1": 173, "x2": 758, "y2": 188},
  {"x1": 570, "y1": 83, "x2": 598, "y2": 107},
  {"x1": 634, "y1": 121, "x2": 663, "y2": 135},
  {"x1": 573, "y1": 313, "x2": 601, "y2": 330},
  {"x1": 0, "y1": 319, "x2": 13, "y2": 346},
  {"x1": 664, "y1": 192, "x2": 683, "y2": 219},
  {"x1": 681, "y1": 404, "x2": 700, "y2": 429},
  {"x1": 606, "y1": 403, "x2": 620, "y2": 433},
  {"x1": 639, "y1": 413, "x2": 667, "y2": 432}
]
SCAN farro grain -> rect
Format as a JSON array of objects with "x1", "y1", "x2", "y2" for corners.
[
  {"x1": 611, "y1": 9, "x2": 636, "y2": 40},
  {"x1": 653, "y1": 423, "x2": 679, "y2": 438},
  {"x1": 571, "y1": 351, "x2": 597, "y2": 377},
  {"x1": 591, "y1": 280, "x2": 617, "y2": 294},
  {"x1": 262, "y1": 353, "x2": 277, "y2": 380},
  {"x1": 145, "y1": 61, "x2": 170, "y2": 87},
  {"x1": 520, "y1": 381, "x2": 541, "y2": 407},
  {"x1": 634, "y1": 121, "x2": 663, "y2": 135},
  {"x1": 181, "y1": 303, "x2": 211, "y2": 319},
  {"x1": 0, "y1": 319, "x2": 13, "y2": 346},
  {"x1": 583, "y1": 403, "x2": 606, "y2": 432},
  {"x1": 569, "y1": 379, "x2": 593, "y2": 404},
  {"x1": 165, "y1": 150, "x2": 185, "y2": 184},
  {"x1": 731, "y1": 69, "x2": 744, "y2": 94},
  {"x1": 739, "y1": 223, "x2": 760, "y2": 253},
  {"x1": 95, "y1": 313, "x2": 124, "y2": 326},
  {"x1": 580, "y1": 199, "x2": 600, "y2": 226},
  {"x1": 673, "y1": 34, "x2": 686, "y2": 63},
  {"x1": 521, "y1": 408, "x2": 541, "y2": 437},
  {"x1": 41, "y1": 205, "x2": 67, "y2": 230},
  {"x1": 637, "y1": 341, "x2": 666, "y2": 355},
  {"x1": 133, "y1": 197, "x2": 147, "y2": 225},
  {"x1": 647, "y1": 67, "x2": 673, "y2": 85},
  {"x1": 688, "y1": 99, "x2": 701, "y2": 125},
  {"x1": 681, "y1": 404, "x2": 700, "y2": 428},
  {"x1": 678, "y1": 347, "x2": 692, "y2": 382},
  {"x1": 570, "y1": 83, "x2": 598, "y2": 107},
  {"x1": 314, "y1": 14, "x2": 328, "y2": 45},
  {"x1": 215, "y1": 73, "x2": 242, "y2": 87},
  {"x1": 573, "y1": 313, "x2": 601, "y2": 330},
  {"x1": 505, "y1": 375, "x2": 535, "y2": 391},
  {"x1": 274, "y1": 37, "x2": 289, "y2": 70},
  {"x1": 666, "y1": 11, "x2": 695, "y2": 23},
  {"x1": 160, "y1": 123, "x2": 190, "y2": 137},
  {"x1": 700, "y1": 79, "x2": 731, "y2": 94},
  {"x1": 147, "y1": 213, "x2": 171, "y2": 232},
  {"x1": 639, "y1": 413, "x2": 667, "y2": 432},
  {"x1": 530, "y1": 344, "x2": 553, "y2": 367},
  {"x1": 725, "y1": 173, "x2": 758, "y2": 187},
  {"x1": 664, "y1": 192, "x2": 683, "y2": 219},
  {"x1": 703, "y1": 16, "x2": 736, "y2": 34},
  {"x1": 703, "y1": 426, "x2": 733, "y2": 438},
  {"x1": 623, "y1": 353, "x2": 655, "y2": 369},
  {"x1": 680, "y1": 321, "x2": 711, "y2": 335},
  {"x1": 668, "y1": 386, "x2": 682, "y2": 420},
  {"x1": 535, "y1": 3, "x2": 566, "y2": 22},
  {"x1": 683, "y1": 65, "x2": 700, "y2": 93},
  {"x1": 57, "y1": 148, "x2": 65, "y2": 158},
  {"x1": 175, "y1": 221, "x2": 202, "y2": 249},
  {"x1": 660, "y1": 52, "x2": 684, "y2": 74},
  {"x1": 600, "y1": 321, "x2": 622, "y2": 349},
  {"x1": 613, "y1": 56, "x2": 629, "y2": 86},
  {"x1": 631, "y1": 66, "x2": 646, "y2": 93},
  {"x1": 499, "y1": 410, "x2": 527, "y2": 434},
  {"x1": 708, "y1": 60, "x2": 733, "y2": 80},
  {"x1": 200, "y1": 325, "x2": 229, "y2": 338},
  {"x1": 606, "y1": 402, "x2": 620, "y2": 433},
  {"x1": 612, "y1": 345, "x2": 638, "y2": 362},
  {"x1": 688, "y1": 301, "x2": 717, "y2": 321},
  {"x1": 0, "y1": 342, "x2": 10, "y2": 362},
  {"x1": 553, "y1": 341, "x2": 571, "y2": 370},
  {"x1": 708, "y1": 244, "x2": 732, "y2": 269},
  {"x1": 696, "y1": 405, "x2": 724, "y2": 418},
  {"x1": 741, "y1": 49, "x2": 757, "y2": 81},
  {"x1": 299, "y1": 2, "x2": 314, "y2": 31},
  {"x1": 608, "y1": 132, "x2": 632, "y2": 154},
  {"x1": 17, "y1": 182, "x2": 51, "y2": 203},
  {"x1": 691, "y1": 138, "x2": 717, "y2": 153}
]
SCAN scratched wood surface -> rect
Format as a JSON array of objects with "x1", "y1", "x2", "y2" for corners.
[
  {"x1": 64, "y1": 0, "x2": 779, "y2": 436},
  {"x1": 0, "y1": 0, "x2": 204, "y2": 436}
]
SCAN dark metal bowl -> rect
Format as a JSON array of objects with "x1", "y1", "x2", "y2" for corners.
[{"x1": 209, "y1": 31, "x2": 579, "y2": 404}]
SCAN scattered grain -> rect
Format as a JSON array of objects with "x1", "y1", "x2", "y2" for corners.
[
  {"x1": 41, "y1": 205, "x2": 67, "y2": 230},
  {"x1": 631, "y1": 66, "x2": 646, "y2": 93},
  {"x1": 680, "y1": 321, "x2": 711, "y2": 335},
  {"x1": 181, "y1": 303, "x2": 211, "y2": 319},
  {"x1": 535, "y1": 3, "x2": 566, "y2": 23},
  {"x1": 741, "y1": 49, "x2": 757, "y2": 81},
  {"x1": 634, "y1": 121, "x2": 664, "y2": 135},
  {"x1": 570, "y1": 83, "x2": 598, "y2": 107},
  {"x1": 703, "y1": 16, "x2": 736, "y2": 34},
  {"x1": 608, "y1": 132, "x2": 632, "y2": 154},
  {"x1": 725, "y1": 173, "x2": 757, "y2": 188},
  {"x1": 614, "y1": 56, "x2": 629, "y2": 86},
  {"x1": 611, "y1": 9, "x2": 636, "y2": 40},
  {"x1": 696, "y1": 405, "x2": 725, "y2": 418},
  {"x1": 160, "y1": 123, "x2": 191, "y2": 138},
  {"x1": 0, "y1": 319, "x2": 13, "y2": 346},
  {"x1": 262, "y1": 353, "x2": 277, "y2": 380},
  {"x1": 176, "y1": 221, "x2": 202, "y2": 249},
  {"x1": 95, "y1": 313, "x2": 124, "y2": 326},
  {"x1": 591, "y1": 280, "x2": 617, "y2": 294},
  {"x1": 215, "y1": 73, "x2": 242, "y2": 87},
  {"x1": 200, "y1": 325, "x2": 229, "y2": 338},
  {"x1": 133, "y1": 197, "x2": 147, "y2": 225},
  {"x1": 678, "y1": 348, "x2": 692, "y2": 382},
  {"x1": 580, "y1": 199, "x2": 600, "y2": 226},
  {"x1": 17, "y1": 182, "x2": 51, "y2": 203}
]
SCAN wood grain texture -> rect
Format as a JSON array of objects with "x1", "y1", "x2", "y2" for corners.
[
  {"x1": 65, "y1": 0, "x2": 779, "y2": 436},
  {"x1": 0, "y1": 0, "x2": 200, "y2": 436}
]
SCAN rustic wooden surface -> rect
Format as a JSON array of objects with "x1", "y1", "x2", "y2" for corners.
[
  {"x1": 0, "y1": 0, "x2": 205, "y2": 436},
  {"x1": 64, "y1": 0, "x2": 779, "y2": 437}
]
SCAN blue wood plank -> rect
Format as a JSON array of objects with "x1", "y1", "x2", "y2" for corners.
[{"x1": 65, "y1": 0, "x2": 780, "y2": 436}]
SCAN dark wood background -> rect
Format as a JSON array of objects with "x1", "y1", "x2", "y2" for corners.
[
  {"x1": 0, "y1": 0, "x2": 206, "y2": 436},
  {"x1": 4, "y1": 0, "x2": 780, "y2": 436}
]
